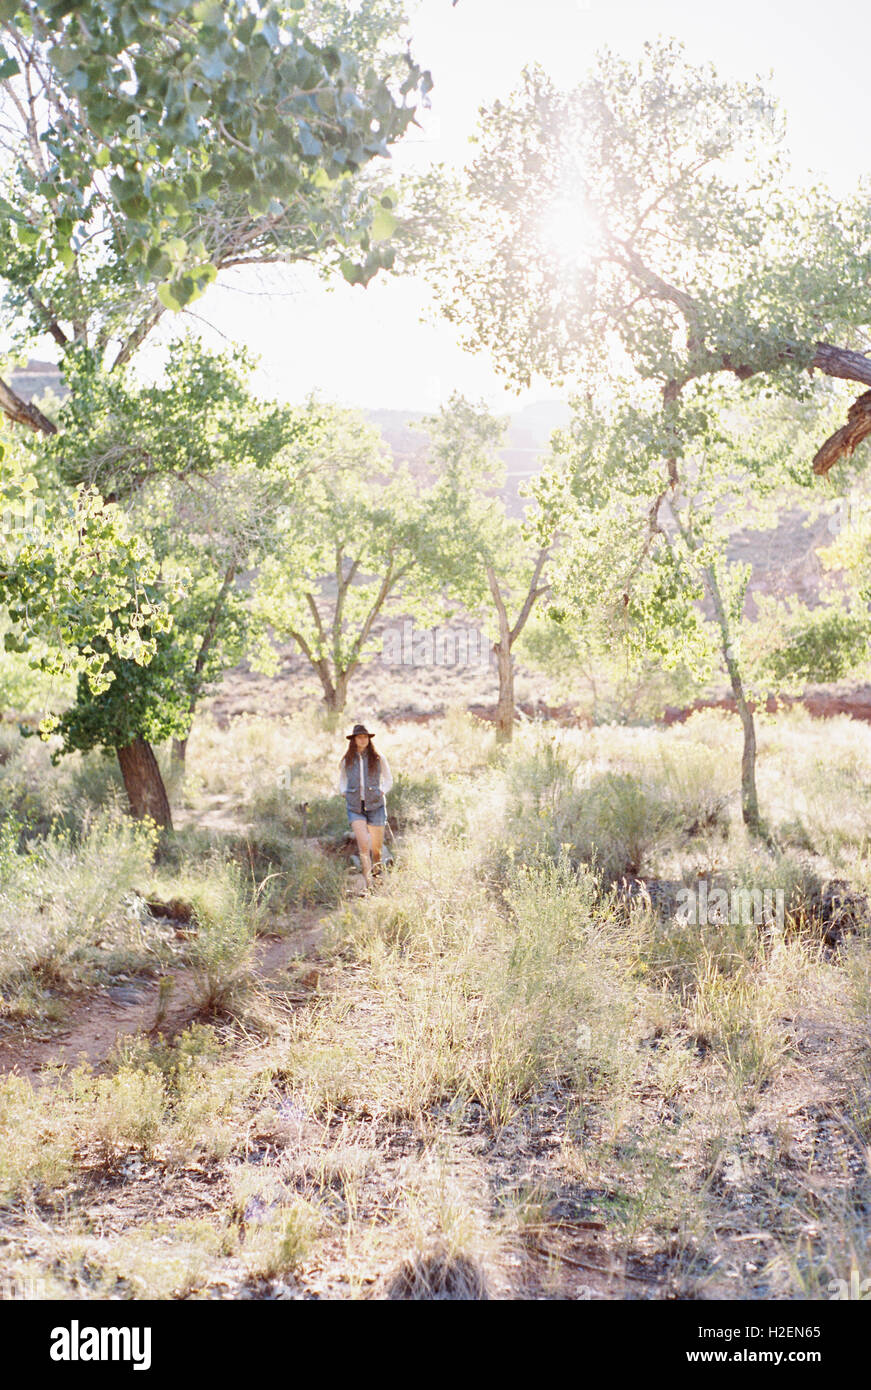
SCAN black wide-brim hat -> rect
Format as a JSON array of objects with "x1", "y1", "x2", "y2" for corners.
[{"x1": 346, "y1": 723, "x2": 373, "y2": 739}]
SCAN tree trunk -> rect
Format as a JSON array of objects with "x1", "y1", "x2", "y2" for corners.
[
  {"x1": 116, "y1": 737, "x2": 173, "y2": 830},
  {"x1": 703, "y1": 565, "x2": 760, "y2": 833},
  {"x1": 494, "y1": 639, "x2": 515, "y2": 741},
  {"x1": 321, "y1": 668, "x2": 349, "y2": 714},
  {"x1": 0, "y1": 374, "x2": 57, "y2": 434},
  {"x1": 485, "y1": 552, "x2": 549, "y2": 744},
  {"x1": 168, "y1": 563, "x2": 236, "y2": 770},
  {"x1": 487, "y1": 569, "x2": 516, "y2": 742},
  {"x1": 734, "y1": 685, "x2": 759, "y2": 833}
]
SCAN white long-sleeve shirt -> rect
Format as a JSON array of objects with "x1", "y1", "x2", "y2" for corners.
[{"x1": 337, "y1": 753, "x2": 393, "y2": 797}]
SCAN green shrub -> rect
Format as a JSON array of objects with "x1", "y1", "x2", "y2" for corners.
[
  {"x1": 761, "y1": 603, "x2": 871, "y2": 687},
  {"x1": 80, "y1": 1066, "x2": 166, "y2": 1161},
  {"x1": 656, "y1": 744, "x2": 732, "y2": 834},
  {"x1": 0, "y1": 812, "x2": 157, "y2": 1005},
  {"x1": 186, "y1": 861, "x2": 261, "y2": 1014},
  {"x1": 383, "y1": 771, "x2": 441, "y2": 831},
  {"x1": 0, "y1": 1072, "x2": 76, "y2": 1204},
  {"x1": 242, "y1": 1201, "x2": 322, "y2": 1279},
  {"x1": 272, "y1": 843, "x2": 345, "y2": 910}
]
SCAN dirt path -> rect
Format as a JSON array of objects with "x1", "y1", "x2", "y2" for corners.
[{"x1": 0, "y1": 908, "x2": 328, "y2": 1085}]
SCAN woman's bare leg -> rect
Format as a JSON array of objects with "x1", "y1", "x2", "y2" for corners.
[
  {"x1": 351, "y1": 818, "x2": 372, "y2": 886},
  {"x1": 369, "y1": 824, "x2": 384, "y2": 872}
]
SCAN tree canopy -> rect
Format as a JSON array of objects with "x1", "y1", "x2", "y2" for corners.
[
  {"x1": 405, "y1": 39, "x2": 871, "y2": 478},
  {"x1": 0, "y1": 0, "x2": 430, "y2": 424},
  {"x1": 40, "y1": 337, "x2": 304, "y2": 819},
  {"x1": 1, "y1": 428, "x2": 169, "y2": 711}
]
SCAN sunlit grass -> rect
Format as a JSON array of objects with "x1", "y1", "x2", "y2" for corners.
[{"x1": 1, "y1": 705, "x2": 870, "y2": 1298}]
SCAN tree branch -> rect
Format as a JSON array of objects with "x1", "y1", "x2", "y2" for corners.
[
  {"x1": 810, "y1": 343, "x2": 871, "y2": 389},
  {"x1": 288, "y1": 626, "x2": 315, "y2": 664},
  {"x1": 305, "y1": 590, "x2": 329, "y2": 652},
  {"x1": 112, "y1": 301, "x2": 165, "y2": 371},
  {"x1": 188, "y1": 563, "x2": 236, "y2": 707},
  {"x1": 486, "y1": 562, "x2": 510, "y2": 654},
  {"x1": 26, "y1": 289, "x2": 69, "y2": 347},
  {"x1": 333, "y1": 550, "x2": 360, "y2": 665},
  {"x1": 346, "y1": 562, "x2": 399, "y2": 670},
  {"x1": 0, "y1": 375, "x2": 57, "y2": 433},
  {"x1": 812, "y1": 390, "x2": 871, "y2": 475},
  {"x1": 508, "y1": 546, "x2": 550, "y2": 647},
  {"x1": 611, "y1": 241, "x2": 702, "y2": 331}
]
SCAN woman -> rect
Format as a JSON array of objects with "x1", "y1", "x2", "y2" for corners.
[{"x1": 337, "y1": 723, "x2": 393, "y2": 890}]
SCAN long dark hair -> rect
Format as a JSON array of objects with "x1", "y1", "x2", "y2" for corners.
[{"x1": 342, "y1": 737, "x2": 380, "y2": 774}]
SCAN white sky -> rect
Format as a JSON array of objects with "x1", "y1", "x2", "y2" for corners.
[{"x1": 37, "y1": 0, "x2": 871, "y2": 411}]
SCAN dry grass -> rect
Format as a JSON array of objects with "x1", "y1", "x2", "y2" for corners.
[{"x1": 0, "y1": 706, "x2": 870, "y2": 1298}]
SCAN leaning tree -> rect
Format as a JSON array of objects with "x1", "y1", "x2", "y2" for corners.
[
  {"x1": 404, "y1": 38, "x2": 871, "y2": 528},
  {"x1": 401, "y1": 38, "x2": 871, "y2": 797}
]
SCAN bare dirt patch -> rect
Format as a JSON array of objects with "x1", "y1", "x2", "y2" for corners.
[{"x1": 0, "y1": 909, "x2": 327, "y2": 1085}]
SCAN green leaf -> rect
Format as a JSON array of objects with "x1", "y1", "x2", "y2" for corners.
[
  {"x1": 298, "y1": 124, "x2": 322, "y2": 158},
  {"x1": 164, "y1": 237, "x2": 188, "y2": 262},
  {"x1": 340, "y1": 258, "x2": 364, "y2": 286},
  {"x1": 157, "y1": 281, "x2": 183, "y2": 311},
  {"x1": 198, "y1": 49, "x2": 228, "y2": 82},
  {"x1": 172, "y1": 274, "x2": 197, "y2": 306},
  {"x1": 370, "y1": 203, "x2": 397, "y2": 242},
  {"x1": 192, "y1": 262, "x2": 217, "y2": 288},
  {"x1": 49, "y1": 44, "x2": 81, "y2": 76}
]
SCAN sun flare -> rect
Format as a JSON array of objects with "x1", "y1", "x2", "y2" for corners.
[{"x1": 536, "y1": 195, "x2": 602, "y2": 267}]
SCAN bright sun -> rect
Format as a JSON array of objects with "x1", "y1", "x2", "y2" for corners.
[{"x1": 536, "y1": 195, "x2": 602, "y2": 267}]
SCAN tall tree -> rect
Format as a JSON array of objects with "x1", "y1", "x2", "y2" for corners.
[
  {"x1": 0, "y1": 0, "x2": 431, "y2": 423},
  {"x1": 533, "y1": 379, "x2": 865, "y2": 831},
  {"x1": 43, "y1": 339, "x2": 302, "y2": 826},
  {"x1": 0, "y1": 1, "x2": 430, "y2": 816},
  {"x1": 421, "y1": 394, "x2": 552, "y2": 740},
  {"x1": 404, "y1": 40, "x2": 871, "y2": 485},
  {"x1": 250, "y1": 401, "x2": 452, "y2": 713}
]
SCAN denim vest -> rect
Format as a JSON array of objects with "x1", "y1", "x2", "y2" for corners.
[{"x1": 344, "y1": 753, "x2": 385, "y2": 815}]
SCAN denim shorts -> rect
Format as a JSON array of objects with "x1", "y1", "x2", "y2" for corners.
[{"x1": 347, "y1": 804, "x2": 387, "y2": 828}]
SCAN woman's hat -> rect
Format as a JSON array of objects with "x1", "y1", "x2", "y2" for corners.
[{"x1": 346, "y1": 723, "x2": 373, "y2": 739}]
